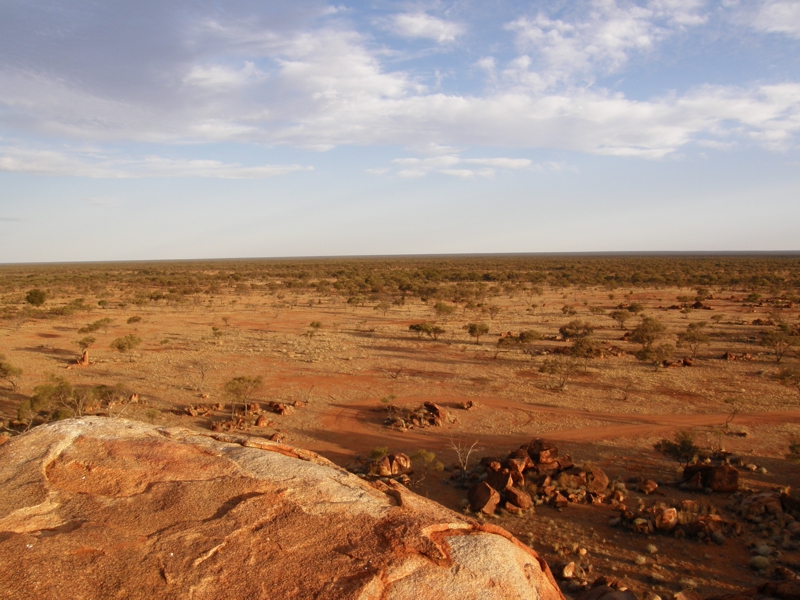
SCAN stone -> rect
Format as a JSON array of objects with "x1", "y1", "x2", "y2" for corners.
[
  {"x1": 639, "y1": 480, "x2": 658, "y2": 495},
  {"x1": 529, "y1": 439, "x2": 559, "y2": 464},
  {"x1": 0, "y1": 418, "x2": 565, "y2": 600},
  {"x1": 586, "y1": 469, "x2": 610, "y2": 494},
  {"x1": 255, "y1": 414, "x2": 270, "y2": 427},
  {"x1": 759, "y1": 581, "x2": 800, "y2": 600},
  {"x1": 654, "y1": 507, "x2": 678, "y2": 531},
  {"x1": 388, "y1": 453, "x2": 412, "y2": 476},
  {"x1": 682, "y1": 465, "x2": 739, "y2": 493},
  {"x1": 505, "y1": 486, "x2": 533, "y2": 510},
  {"x1": 674, "y1": 590, "x2": 703, "y2": 600},
  {"x1": 558, "y1": 455, "x2": 575, "y2": 471},
  {"x1": 486, "y1": 468, "x2": 514, "y2": 493},
  {"x1": 423, "y1": 401, "x2": 446, "y2": 420},
  {"x1": 579, "y1": 585, "x2": 637, "y2": 600},
  {"x1": 468, "y1": 481, "x2": 501, "y2": 515}
]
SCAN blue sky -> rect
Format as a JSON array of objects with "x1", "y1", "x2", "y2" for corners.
[{"x1": 1, "y1": 0, "x2": 799, "y2": 262}]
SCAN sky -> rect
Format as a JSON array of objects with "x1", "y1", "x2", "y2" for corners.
[{"x1": 1, "y1": 0, "x2": 799, "y2": 263}]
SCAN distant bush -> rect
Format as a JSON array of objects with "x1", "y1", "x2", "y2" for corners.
[
  {"x1": 127, "y1": 316, "x2": 142, "y2": 324},
  {"x1": 25, "y1": 289, "x2": 47, "y2": 306}
]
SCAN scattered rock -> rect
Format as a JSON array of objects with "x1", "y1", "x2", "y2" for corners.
[
  {"x1": 682, "y1": 464, "x2": 739, "y2": 493},
  {"x1": 468, "y1": 481, "x2": 501, "y2": 515}
]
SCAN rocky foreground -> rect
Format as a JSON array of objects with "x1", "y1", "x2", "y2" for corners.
[{"x1": 0, "y1": 418, "x2": 564, "y2": 599}]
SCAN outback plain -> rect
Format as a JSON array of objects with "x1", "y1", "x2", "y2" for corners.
[{"x1": 1, "y1": 255, "x2": 799, "y2": 598}]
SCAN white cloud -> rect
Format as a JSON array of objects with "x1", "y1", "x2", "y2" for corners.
[
  {"x1": 440, "y1": 168, "x2": 495, "y2": 178},
  {"x1": 389, "y1": 13, "x2": 464, "y2": 43},
  {"x1": 506, "y1": 0, "x2": 707, "y2": 89},
  {"x1": 365, "y1": 167, "x2": 389, "y2": 175},
  {"x1": 398, "y1": 169, "x2": 426, "y2": 178},
  {"x1": 463, "y1": 157, "x2": 532, "y2": 169},
  {"x1": 753, "y1": 0, "x2": 800, "y2": 37},
  {"x1": 387, "y1": 154, "x2": 562, "y2": 178},
  {"x1": 0, "y1": 147, "x2": 312, "y2": 179},
  {"x1": 0, "y1": 6, "x2": 798, "y2": 161},
  {"x1": 184, "y1": 61, "x2": 265, "y2": 89}
]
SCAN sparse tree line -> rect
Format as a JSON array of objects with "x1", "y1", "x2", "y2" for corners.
[{"x1": 1, "y1": 256, "x2": 799, "y2": 311}]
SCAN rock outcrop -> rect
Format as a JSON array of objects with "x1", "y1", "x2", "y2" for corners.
[{"x1": 0, "y1": 418, "x2": 564, "y2": 600}]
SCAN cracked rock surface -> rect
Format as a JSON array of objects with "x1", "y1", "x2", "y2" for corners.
[{"x1": 0, "y1": 418, "x2": 563, "y2": 600}]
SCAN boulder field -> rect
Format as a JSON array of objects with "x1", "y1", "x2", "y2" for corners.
[{"x1": 0, "y1": 418, "x2": 564, "y2": 600}]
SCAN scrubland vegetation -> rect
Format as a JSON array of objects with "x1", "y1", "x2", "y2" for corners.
[{"x1": 1, "y1": 253, "x2": 800, "y2": 596}]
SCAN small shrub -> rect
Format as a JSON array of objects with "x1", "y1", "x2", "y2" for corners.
[
  {"x1": 127, "y1": 316, "x2": 142, "y2": 324},
  {"x1": 370, "y1": 446, "x2": 389, "y2": 460},
  {"x1": 25, "y1": 289, "x2": 47, "y2": 306},
  {"x1": 654, "y1": 430, "x2": 700, "y2": 466}
]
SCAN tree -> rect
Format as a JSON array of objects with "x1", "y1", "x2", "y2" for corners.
[
  {"x1": 571, "y1": 336, "x2": 599, "y2": 360},
  {"x1": 628, "y1": 302, "x2": 645, "y2": 314},
  {"x1": 539, "y1": 356, "x2": 579, "y2": 391},
  {"x1": 374, "y1": 302, "x2": 391, "y2": 316},
  {"x1": 629, "y1": 317, "x2": 665, "y2": 350},
  {"x1": 224, "y1": 375, "x2": 263, "y2": 416},
  {"x1": 761, "y1": 325, "x2": 798, "y2": 363},
  {"x1": 676, "y1": 321, "x2": 710, "y2": 359},
  {"x1": 409, "y1": 323, "x2": 432, "y2": 339},
  {"x1": 110, "y1": 334, "x2": 142, "y2": 361},
  {"x1": 433, "y1": 302, "x2": 456, "y2": 319},
  {"x1": 464, "y1": 322, "x2": 489, "y2": 344},
  {"x1": 636, "y1": 343, "x2": 675, "y2": 370},
  {"x1": 17, "y1": 377, "x2": 75, "y2": 426},
  {"x1": 0, "y1": 355, "x2": 22, "y2": 390},
  {"x1": 408, "y1": 323, "x2": 444, "y2": 341},
  {"x1": 76, "y1": 336, "x2": 96, "y2": 350},
  {"x1": 559, "y1": 320, "x2": 595, "y2": 340},
  {"x1": 78, "y1": 317, "x2": 113, "y2": 334},
  {"x1": 25, "y1": 289, "x2": 47, "y2": 306},
  {"x1": 518, "y1": 330, "x2": 542, "y2": 359},
  {"x1": 487, "y1": 305, "x2": 501, "y2": 320},
  {"x1": 654, "y1": 430, "x2": 700, "y2": 466},
  {"x1": 609, "y1": 310, "x2": 632, "y2": 330}
]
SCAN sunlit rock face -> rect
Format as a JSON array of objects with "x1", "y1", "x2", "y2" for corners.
[{"x1": 0, "y1": 418, "x2": 564, "y2": 600}]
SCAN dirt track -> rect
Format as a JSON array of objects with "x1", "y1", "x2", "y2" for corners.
[{"x1": 311, "y1": 392, "x2": 800, "y2": 457}]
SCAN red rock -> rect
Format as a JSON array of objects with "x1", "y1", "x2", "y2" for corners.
[
  {"x1": 468, "y1": 481, "x2": 501, "y2": 515},
  {"x1": 557, "y1": 470, "x2": 587, "y2": 490},
  {"x1": 557, "y1": 455, "x2": 574, "y2": 470},
  {"x1": 388, "y1": 453, "x2": 412, "y2": 476},
  {"x1": 579, "y1": 586, "x2": 636, "y2": 600},
  {"x1": 528, "y1": 439, "x2": 559, "y2": 464},
  {"x1": 505, "y1": 486, "x2": 532, "y2": 510},
  {"x1": 639, "y1": 479, "x2": 658, "y2": 494},
  {"x1": 675, "y1": 590, "x2": 704, "y2": 600},
  {"x1": 683, "y1": 465, "x2": 739, "y2": 492},
  {"x1": 0, "y1": 418, "x2": 564, "y2": 600},
  {"x1": 255, "y1": 415, "x2": 270, "y2": 427},
  {"x1": 654, "y1": 507, "x2": 678, "y2": 531},
  {"x1": 375, "y1": 456, "x2": 393, "y2": 477},
  {"x1": 423, "y1": 402, "x2": 445, "y2": 420},
  {"x1": 537, "y1": 461, "x2": 561, "y2": 476},
  {"x1": 486, "y1": 468, "x2": 514, "y2": 493},
  {"x1": 551, "y1": 492, "x2": 568, "y2": 508},
  {"x1": 585, "y1": 468, "x2": 609, "y2": 494},
  {"x1": 756, "y1": 574, "x2": 800, "y2": 596}
]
